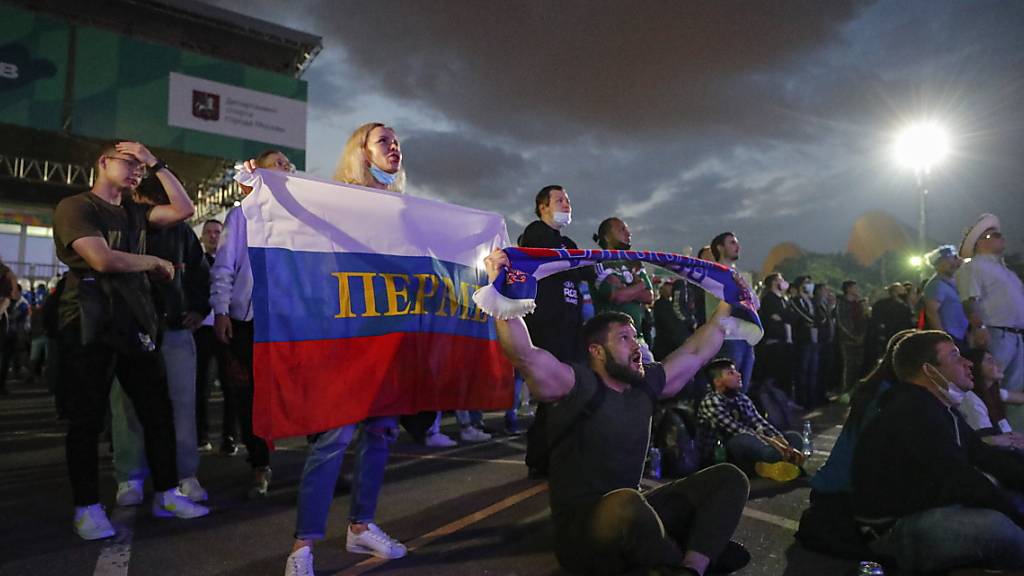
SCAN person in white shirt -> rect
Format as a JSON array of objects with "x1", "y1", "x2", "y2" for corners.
[
  {"x1": 958, "y1": 348, "x2": 1024, "y2": 450},
  {"x1": 957, "y1": 213, "x2": 1024, "y2": 431}
]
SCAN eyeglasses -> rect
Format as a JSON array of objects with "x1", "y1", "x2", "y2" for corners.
[
  {"x1": 104, "y1": 156, "x2": 148, "y2": 177},
  {"x1": 983, "y1": 232, "x2": 1003, "y2": 240}
]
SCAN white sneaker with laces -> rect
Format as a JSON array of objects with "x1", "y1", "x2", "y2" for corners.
[
  {"x1": 116, "y1": 479, "x2": 144, "y2": 507},
  {"x1": 460, "y1": 426, "x2": 491, "y2": 443},
  {"x1": 346, "y1": 523, "x2": 407, "y2": 559},
  {"x1": 179, "y1": 476, "x2": 208, "y2": 502},
  {"x1": 284, "y1": 545, "x2": 314, "y2": 576},
  {"x1": 424, "y1": 432, "x2": 457, "y2": 448},
  {"x1": 73, "y1": 503, "x2": 116, "y2": 540},
  {"x1": 152, "y1": 489, "x2": 210, "y2": 519}
]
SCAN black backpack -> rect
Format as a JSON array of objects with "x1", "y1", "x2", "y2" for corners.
[
  {"x1": 652, "y1": 404, "x2": 701, "y2": 478},
  {"x1": 796, "y1": 491, "x2": 878, "y2": 561},
  {"x1": 749, "y1": 379, "x2": 799, "y2": 433}
]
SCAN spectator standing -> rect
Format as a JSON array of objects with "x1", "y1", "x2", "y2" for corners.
[
  {"x1": 754, "y1": 273, "x2": 792, "y2": 392},
  {"x1": 922, "y1": 244, "x2": 969, "y2": 349},
  {"x1": 957, "y1": 213, "x2": 1024, "y2": 431},
  {"x1": 592, "y1": 218, "x2": 655, "y2": 360},
  {"x1": 790, "y1": 276, "x2": 820, "y2": 408},
  {"x1": 705, "y1": 232, "x2": 758, "y2": 392},
  {"x1": 53, "y1": 141, "x2": 206, "y2": 540},
  {"x1": 836, "y1": 280, "x2": 867, "y2": 401},
  {"x1": 814, "y1": 284, "x2": 837, "y2": 403}
]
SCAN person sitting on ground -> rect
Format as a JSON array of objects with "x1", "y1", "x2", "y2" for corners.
[
  {"x1": 485, "y1": 249, "x2": 750, "y2": 576},
  {"x1": 811, "y1": 329, "x2": 916, "y2": 495},
  {"x1": 851, "y1": 330, "x2": 1024, "y2": 573},
  {"x1": 697, "y1": 358, "x2": 805, "y2": 482},
  {"x1": 958, "y1": 348, "x2": 1024, "y2": 450}
]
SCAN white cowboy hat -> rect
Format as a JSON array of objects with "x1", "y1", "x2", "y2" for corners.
[{"x1": 959, "y1": 213, "x2": 1000, "y2": 259}]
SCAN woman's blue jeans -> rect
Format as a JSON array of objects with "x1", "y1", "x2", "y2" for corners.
[{"x1": 294, "y1": 415, "x2": 398, "y2": 540}]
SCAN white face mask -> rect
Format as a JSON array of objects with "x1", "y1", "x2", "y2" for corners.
[
  {"x1": 925, "y1": 364, "x2": 967, "y2": 405},
  {"x1": 802, "y1": 282, "x2": 815, "y2": 295},
  {"x1": 552, "y1": 211, "x2": 572, "y2": 228},
  {"x1": 777, "y1": 280, "x2": 790, "y2": 292}
]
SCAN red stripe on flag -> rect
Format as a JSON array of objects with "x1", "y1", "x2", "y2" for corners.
[{"x1": 252, "y1": 333, "x2": 514, "y2": 440}]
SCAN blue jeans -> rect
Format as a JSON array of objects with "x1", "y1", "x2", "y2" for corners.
[
  {"x1": 990, "y1": 328, "x2": 1024, "y2": 431},
  {"x1": 869, "y1": 506, "x2": 1024, "y2": 572},
  {"x1": 725, "y1": 431, "x2": 802, "y2": 475},
  {"x1": 719, "y1": 340, "x2": 755, "y2": 393},
  {"x1": 111, "y1": 329, "x2": 200, "y2": 482},
  {"x1": 505, "y1": 373, "x2": 525, "y2": 429},
  {"x1": 294, "y1": 415, "x2": 397, "y2": 540},
  {"x1": 795, "y1": 342, "x2": 821, "y2": 407}
]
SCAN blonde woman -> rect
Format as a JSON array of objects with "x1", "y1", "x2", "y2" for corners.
[{"x1": 285, "y1": 123, "x2": 408, "y2": 576}]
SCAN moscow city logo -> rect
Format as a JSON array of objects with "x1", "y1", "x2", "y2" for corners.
[{"x1": 192, "y1": 90, "x2": 220, "y2": 121}]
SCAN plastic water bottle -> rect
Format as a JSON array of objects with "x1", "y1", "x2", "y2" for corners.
[
  {"x1": 647, "y1": 447, "x2": 662, "y2": 479},
  {"x1": 858, "y1": 561, "x2": 885, "y2": 575},
  {"x1": 714, "y1": 438, "x2": 728, "y2": 463},
  {"x1": 801, "y1": 420, "x2": 813, "y2": 458}
]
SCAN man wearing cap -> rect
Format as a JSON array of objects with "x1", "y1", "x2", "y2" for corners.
[
  {"x1": 957, "y1": 213, "x2": 1024, "y2": 430},
  {"x1": 923, "y1": 245, "x2": 969, "y2": 350}
]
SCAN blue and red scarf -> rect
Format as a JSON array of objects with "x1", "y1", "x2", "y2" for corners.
[{"x1": 473, "y1": 247, "x2": 763, "y2": 345}]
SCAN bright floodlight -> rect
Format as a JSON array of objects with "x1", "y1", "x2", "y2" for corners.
[
  {"x1": 909, "y1": 255, "x2": 923, "y2": 268},
  {"x1": 894, "y1": 121, "x2": 950, "y2": 173}
]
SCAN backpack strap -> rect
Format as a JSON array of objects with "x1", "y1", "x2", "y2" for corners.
[{"x1": 547, "y1": 376, "x2": 608, "y2": 453}]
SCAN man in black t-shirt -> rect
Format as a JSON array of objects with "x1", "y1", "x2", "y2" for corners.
[
  {"x1": 484, "y1": 250, "x2": 750, "y2": 576},
  {"x1": 519, "y1": 185, "x2": 592, "y2": 474},
  {"x1": 53, "y1": 141, "x2": 208, "y2": 540}
]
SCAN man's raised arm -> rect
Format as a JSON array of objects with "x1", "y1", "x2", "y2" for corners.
[
  {"x1": 484, "y1": 250, "x2": 575, "y2": 402},
  {"x1": 660, "y1": 300, "x2": 731, "y2": 398}
]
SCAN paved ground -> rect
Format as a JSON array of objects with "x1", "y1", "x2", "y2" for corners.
[{"x1": 0, "y1": 373, "x2": 865, "y2": 576}]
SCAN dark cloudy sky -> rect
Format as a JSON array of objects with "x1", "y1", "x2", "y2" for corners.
[{"x1": 210, "y1": 0, "x2": 1024, "y2": 271}]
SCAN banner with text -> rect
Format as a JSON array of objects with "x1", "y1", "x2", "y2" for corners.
[{"x1": 242, "y1": 170, "x2": 514, "y2": 439}]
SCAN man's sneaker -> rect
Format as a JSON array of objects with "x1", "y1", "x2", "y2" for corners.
[
  {"x1": 220, "y1": 438, "x2": 239, "y2": 456},
  {"x1": 284, "y1": 545, "x2": 315, "y2": 576},
  {"x1": 152, "y1": 489, "x2": 210, "y2": 519},
  {"x1": 423, "y1": 432, "x2": 457, "y2": 448},
  {"x1": 179, "y1": 476, "x2": 208, "y2": 503},
  {"x1": 709, "y1": 540, "x2": 751, "y2": 573},
  {"x1": 754, "y1": 461, "x2": 800, "y2": 482},
  {"x1": 73, "y1": 503, "x2": 116, "y2": 540},
  {"x1": 248, "y1": 466, "x2": 272, "y2": 499},
  {"x1": 346, "y1": 523, "x2": 407, "y2": 559},
  {"x1": 459, "y1": 425, "x2": 491, "y2": 443},
  {"x1": 116, "y1": 479, "x2": 144, "y2": 507}
]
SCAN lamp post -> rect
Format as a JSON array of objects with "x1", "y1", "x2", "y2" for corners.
[{"x1": 893, "y1": 121, "x2": 950, "y2": 252}]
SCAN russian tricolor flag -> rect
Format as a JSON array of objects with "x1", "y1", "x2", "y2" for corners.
[{"x1": 242, "y1": 170, "x2": 514, "y2": 440}]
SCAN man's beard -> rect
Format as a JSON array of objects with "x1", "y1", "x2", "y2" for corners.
[
  {"x1": 603, "y1": 347, "x2": 645, "y2": 386},
  {"x1": 611, "y1": 240, "x2": 631, "y2": 251}
]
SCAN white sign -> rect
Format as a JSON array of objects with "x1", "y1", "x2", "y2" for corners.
[{"x1": 167, "y1": 71, "x2": 306, "y2": 150}]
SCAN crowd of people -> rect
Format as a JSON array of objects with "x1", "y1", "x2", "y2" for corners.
[{"x1": 0, "y1": 118, "x2": 1022, "y2": 575}]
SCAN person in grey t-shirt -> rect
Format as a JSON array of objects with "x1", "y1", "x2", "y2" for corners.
[{"x1": 484, "y1": 250, "x2": 750, "y2": 576}]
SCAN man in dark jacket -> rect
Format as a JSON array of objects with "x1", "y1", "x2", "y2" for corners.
[
  {"x1": 518, "y1": 185, "x2": 592, "y2": 476},
  {"x1": 109, "y1": 179, "x2": 212, "y2": 507},
  {"x1": 852, "y1": 330, "x2": 1024, "y2": 573}
]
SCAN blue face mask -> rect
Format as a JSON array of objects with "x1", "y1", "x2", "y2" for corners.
[{"x1": 369, "y1": 163, "x2": 398, "y2": 187}]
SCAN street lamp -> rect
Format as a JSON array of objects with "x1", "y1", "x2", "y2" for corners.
[{"x1": 893, "y1": 121, "x2": 951, "y2": 252}]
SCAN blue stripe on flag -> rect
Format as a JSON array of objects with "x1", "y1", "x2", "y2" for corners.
[{"x1": 250, "y1": 248, "x2": 497, "y2": 343}]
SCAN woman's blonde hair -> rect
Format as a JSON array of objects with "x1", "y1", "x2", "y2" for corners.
[
  {"x1": 333, "y1": 122, "x2": 406, "y2": 193},
  {"x1": 255, "y1": 149, "x2": 287, "y2": 169}
]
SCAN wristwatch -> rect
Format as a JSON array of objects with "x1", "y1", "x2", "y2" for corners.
[{"x1": 148, "y1": 159, "x2": 168, "y2": 176}]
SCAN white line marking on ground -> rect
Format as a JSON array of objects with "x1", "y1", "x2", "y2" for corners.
[
  {"x1": 92, "y1": 506, "x2": 136, "y2": 576},
  {"x1": 386, "y1": 437, "x2": 525, "y2": 472},
  {"x1": 389, "y1": 452, "x2": 523, "y2": 465},
  {"x1": 742, "y1": 506, "x2": 799, "y2": 532},
  {"x1": 333, "y1": 483, "x2": 549, "y2": 576}
]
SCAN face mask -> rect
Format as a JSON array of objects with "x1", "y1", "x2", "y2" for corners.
[
  {"x1": 369, "y1": 163, "x2": 398, "y2": 186},
  {"x1": 552, "y1": 211, "x2": 572, "y2": 228},
  {"x1": 777, "y1": 280, "x2": 790, "y2": 292},
  {"x1": 802, "y1": 282, "x2": 815, "y2": 294},
  {"x1": 925, "y1": 363, "x2": 966, "y2": 405}
]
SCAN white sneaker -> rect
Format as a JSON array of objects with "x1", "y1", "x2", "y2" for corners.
[
  {"x1": 116, "y1": 479, "x2": 144, "y2": 507},
  {"x1": 346, "y1": 523, "x2": 407, "y2": 559},
  {"x1": 424, "y1": 432, "x2": 457, "y2": 448},
  {"x1": 284, "y1": 546, "x2": 314, "y2": 576},
  {"x1": 460, "y1": 426, "x2": 491, "y2": 443},
  {"x1": 73, "y1": 503, "x2": 116, "y2": 540},
  {"x1": 178, "y1": 476, "x2": 208, "y2": 503},
  {"x1": 152, "y1": 489, "x2": 210, "y2": 519}
]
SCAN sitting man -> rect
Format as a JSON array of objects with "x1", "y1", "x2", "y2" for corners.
[
  {"x1": 697, "y1": 358, "x2": 804, "y2": 481},
  {"x1": 484, "y1": 250, "x2": 750, "y2": 576},
  {"x1": 852, "y1": 330, "x2": 1024, "y2": 573}
]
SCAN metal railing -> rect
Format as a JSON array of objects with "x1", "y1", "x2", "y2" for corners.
[{"x1": 0, "y1": 154, "x2": 94, "y2": 187}]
